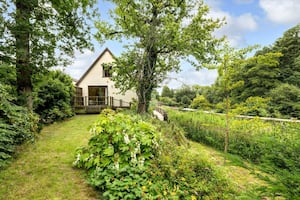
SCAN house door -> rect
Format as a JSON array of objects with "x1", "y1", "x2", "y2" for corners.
[{"x1": 88, "y1": 86, "x2": 107, "y2": 105}]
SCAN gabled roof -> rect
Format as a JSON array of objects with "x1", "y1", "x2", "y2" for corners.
[{"x1": 76, "y1": 48, "x2": 115, "y2": 86}]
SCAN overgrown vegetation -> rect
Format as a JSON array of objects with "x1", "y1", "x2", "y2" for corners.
[
  {"x1": 0, "y1": 63, "x2": 75, "y2": 167},
  {"x1": 0, "y1": 83, "x2": 38, "y2": 168},
  {"x1": 168, "y1": 109, "x2": 300, "y2": 199},
  {"x1": 74, "y1": 109, "x2": 236, "y2": 199}
]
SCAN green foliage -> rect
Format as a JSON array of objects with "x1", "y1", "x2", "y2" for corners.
[
  {"x1": 75, "y1": 109, "x2": 236, "y2": 199},
  {"x1": 1, "y1": 0, "x2": 97, "y2": 108},
  {"x1": 1, "y1": 0, "x2": 97, "y2": 70},
  {"x1": 149, "y1": 119, "x2": 235, "y2": 199},
  {"x1": 210, "y1": 24, "x2": 300, "y2": 119},
  {"x1": 174, "y1": 85, "x2": 197, "y2": 105},
  {"x1": 268, "y1": 84, "x2": 300, "y2": 118},
  {"x1": 236, "y1": 52, "x2": 282, "y2": 101},
  {"x1": 159, "y1": 97, "x2": 178, "y2": 106},
  {"x1": 209, "y1": 44, "x2": 281, "y2": 104},
  {"x1": 150, "y1": 147, "x2": 234, "y2": 199},
  {"x1": 190, "y1": 95, "x2": 211, "y2": 110},
  {"x1": 232, "y1": 96, "x2": 271, "y2": 117},
  {"x1": 272, "y1": 24, "x2": 300, "y2": 87},
  {"x1": 33, "y1": 70, "x2": 75, "y2": 124},
  {"x1": 0, "y1": 83, "x2": 38, "y2": 168},
  {"x1": 0, "y1": 63, "x2": 16, "y2": 87},
  {"x1": 180, "y1": 95, "x2": 191, "y2": 107},
  {"x1": 74, "y1": 109, "x2": 160, "y2": 199},
  {"x1": 96, "y1": 0, "x2": 223, "y2": 113},
  {"x1": 168, "y1": 109, "x2": 300, "y2": 198},
  {"x1": 161, "y1": 86, "x2": 174, "y2": 98}
]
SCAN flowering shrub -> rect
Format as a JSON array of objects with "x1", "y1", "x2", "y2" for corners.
[
  {"x1": 74, "y1": 109, "x2": 236, "y2": 199},
  {"x1": 74, "y1": 109, "x2": 160, "y2": 199}
]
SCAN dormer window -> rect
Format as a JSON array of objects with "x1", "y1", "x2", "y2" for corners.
[{"x1": 103, "y1": 64, "x2": 112, "y2": 77}]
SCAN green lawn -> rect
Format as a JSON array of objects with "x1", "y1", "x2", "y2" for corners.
[
  {"x1": 0, "y1": 114, "x2": 273, "y2": 199},
  {"x1": 0, "y1": 115, "x2": 100, "y2": 200}
]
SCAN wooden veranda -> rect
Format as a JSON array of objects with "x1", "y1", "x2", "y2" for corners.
[{"x1": 73, "y1": 96, "x2": 131, "y2": 114}]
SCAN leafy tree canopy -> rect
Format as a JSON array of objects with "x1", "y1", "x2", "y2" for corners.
[
  {"x1": 256, "y1": 24, "x2": 300, "y2": 87},
  {"x1": 96, "y1": 0, "x2": 223, "y2": 113},
  {"x1": 0, "y1": 0, "x2": 98, "y2": 108},
  {"x1": 268, "y1": 84, "x2": 300, "y2": 118},
  {"x1": 161, "y1": 85, "x2": 174, "y2": 98},
  {"x1": 190, "y1": 95, "x2": 211, "y2": 110}
]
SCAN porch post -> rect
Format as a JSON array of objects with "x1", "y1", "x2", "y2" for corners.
[{"x1": 84, "y1": 96, "x2": 87, "y2": 106}]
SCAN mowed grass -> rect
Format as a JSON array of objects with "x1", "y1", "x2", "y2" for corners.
[{"x1": 0, "y1": 115, "x2": 100, "y2": 200}]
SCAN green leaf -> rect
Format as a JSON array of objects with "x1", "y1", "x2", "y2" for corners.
[{"x1": 104, "y1": 146, "x2": 114, "y2": 156}]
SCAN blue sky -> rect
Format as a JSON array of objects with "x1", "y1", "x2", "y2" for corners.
[{"x1": 65, "y1": 0, "x2": 300, "y2": 89}]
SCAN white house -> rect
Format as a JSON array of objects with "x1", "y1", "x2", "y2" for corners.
[{"x1": 74, "y1": 48, "x2": 137, "y2": 110}]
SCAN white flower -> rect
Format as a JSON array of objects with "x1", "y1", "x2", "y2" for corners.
[
  {"x1": 114, "y1": 161, "x2": 119, "y2": 170},
  {"x1": 73, "y1": 153, "x2": 81, "y2": 165},
  {"x1": 124, "y1": 134, "x2": 130, "y2": 144},
  {"x1": 152, "y1": 139, "x2": 159, "y2": 148},
  {"x1": 136, "y1": 142, "x2": 141, "y2": 153},
  {"x1": 138, "y1": 157, "x2": 145, "y2": 167},
  {"x1": 131, "y1": 152, "x2": 137, "y2": 163}
]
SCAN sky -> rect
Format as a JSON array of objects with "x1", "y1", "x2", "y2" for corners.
[{"x1": 64, "y1": 0, "x2": 300, "y2": 89}]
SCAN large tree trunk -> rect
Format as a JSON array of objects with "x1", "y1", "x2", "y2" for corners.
[
  {"x1": 137, "y1": 89, "x2": 147, "y2": 114},
  {"x1": 136, "y1": 79, "x2": 153, "y2": 114},
  {"x1": 135, "y1": 6, "x2": 159, "y2": 114},
  {"x1": 136, "y1": 46, "x2": 157, "y2": 114},
  {"x1": 15, "y1": 0, "x2": 33, "y2": 110}
]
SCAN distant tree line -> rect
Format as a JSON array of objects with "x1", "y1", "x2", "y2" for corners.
[{"x1": 159, "y1": 24, "x2": 300, "y2": 119}]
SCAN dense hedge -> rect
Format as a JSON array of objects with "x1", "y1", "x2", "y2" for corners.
[
  {"x1": 0, "y1": 84, "x2": 39, "y2": 168},
  {"x1": 33, "y1": 70, "x2": 75, "y2": 124},
  {"x1": 168, "y1": 109, "x2": 300, "y2": 199},
  {"x1": 74, "y1": 109, "x2": 236, "y2": 199},
  {"x1": 0, "y1": 68, "x2": 75, "y2": 168}
]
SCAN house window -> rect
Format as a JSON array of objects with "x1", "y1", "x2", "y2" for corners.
[
  {"x1": 103, "y1": 64, "x2": 112, "y2": 77},
  {"x1": 88, "y1": 86, "x2": 107, "y2": 105}
]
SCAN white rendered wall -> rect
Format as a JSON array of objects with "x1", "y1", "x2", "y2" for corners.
[{"x1": 77, "y1": 50, "x2": 137, "y2": 105}]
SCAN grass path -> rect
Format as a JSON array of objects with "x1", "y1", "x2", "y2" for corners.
[
  {"x1": 188, "y1": 142, "x2": 270, "y2": 195},
  {"x1": 0, "y1": 114, "x2": 273, "y2": 199},
  {"x1": 0, "y1": 115, "x2": 100, "y2": 200}
]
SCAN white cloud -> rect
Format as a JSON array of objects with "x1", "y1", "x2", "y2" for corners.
[
  {"x1": 162, "y1": 1, "x2": 259, "y2": 88},
  {"x1": 259, "y1": 0, "x2": 300, "y2": 24},
  {"x1": 235, "y1": 13, "x2": 257, "y2": 31},
  {"x1": 207, "y1": 4, "x2": 258, "y2": 47},
  {"x1": 163, "y1": 68, "x2": 218, "y2": 89},
  {"x1": 64, "y1": 50, "x2": 98, "y2": 80}
]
